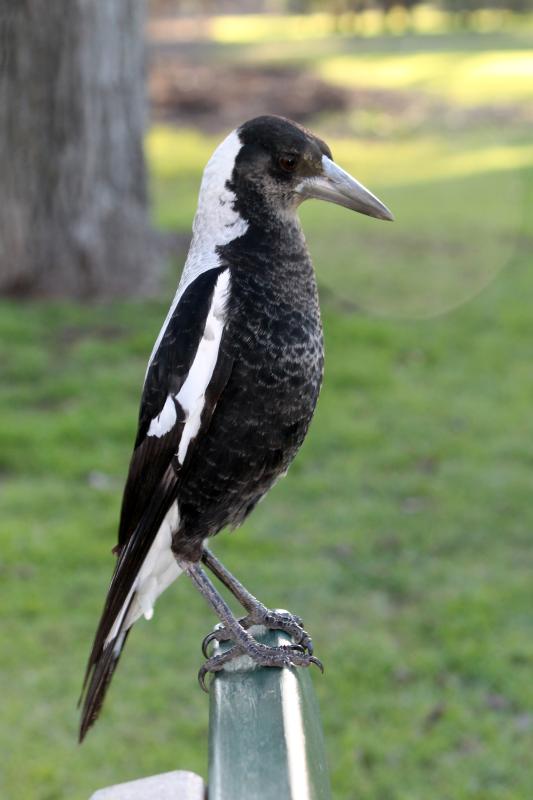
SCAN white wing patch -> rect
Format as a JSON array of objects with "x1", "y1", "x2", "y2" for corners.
[
  {"x1": 145, "y1": 269, "x2": 231, "y2": 457},
  {"x1": 145, "y1": 129, "x2": 247, "y2": 379},
  {"x1": 176, "y1": 268, "x2": 231, "y2": 464},
  {"x1": 147, "y1": 394, "x2": 177, "y2": 438}
]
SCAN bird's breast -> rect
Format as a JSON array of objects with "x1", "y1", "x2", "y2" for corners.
[
  {"x1": 220, "y1": 252, "x2": 324, "y2": 430},
  {"x1": 172, "y1": 230, "x2": 324, "y2": 545}
]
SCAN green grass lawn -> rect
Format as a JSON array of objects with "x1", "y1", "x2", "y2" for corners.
[{"x1": 2, "y1": 26, "x2": 533, "y2": 800}]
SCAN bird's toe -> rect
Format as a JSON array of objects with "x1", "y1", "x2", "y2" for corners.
[{"x1": 261, "y1": 609, "x2": 313, "y2": 654}]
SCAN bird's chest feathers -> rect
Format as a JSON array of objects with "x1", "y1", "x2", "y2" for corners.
[
  {"x1": 228, "y1": 231, "x2": 322, "y2": 350},
  {"x1": 221, "y1": 257, "x2": 324, "y2": 413}
]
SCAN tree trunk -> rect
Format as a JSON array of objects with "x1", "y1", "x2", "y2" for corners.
[{"x1": 0, "y1": 0, "x2": 161, "y2": 299}]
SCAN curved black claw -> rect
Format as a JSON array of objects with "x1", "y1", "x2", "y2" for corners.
[
  {"x1": 201, "y1": 616, "x2": 252, "y2": 658},
  {"x1": 198, "y1": 645, "x2": 244, "y2": 692},
  {"x1": 309, "y1": 656, "x2": 324, "y2": 674},
  {"x1": 201, "y1": 630, "x2": 219, "y2": 659},
  {"x1": 198, "y1": 667, "x2": 210, "y2": 693}
]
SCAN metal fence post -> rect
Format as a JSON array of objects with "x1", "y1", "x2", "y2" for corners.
[{"x1": 208, "y1": 622, "x2": 332, "y2": 800}]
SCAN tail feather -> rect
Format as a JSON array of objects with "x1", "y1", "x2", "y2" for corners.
[
  {"x1": 79, "y1": 626, "x2": 131, "y2": 743},
  {"x1": 78, "y1": 480, "x2": 181, "y2": 741}
]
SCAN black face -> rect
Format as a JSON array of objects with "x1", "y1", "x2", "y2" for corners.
[{"x1": 231, "y1": 115, "x2": 333, "y2": 221}]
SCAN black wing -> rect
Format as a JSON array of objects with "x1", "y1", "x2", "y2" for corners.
[
  {"x1": 119, "y1": 265, "x2": 230, "y2": 549},
  {"x1": 79, "y1": 266, "x2": 233, "y2": 740}
]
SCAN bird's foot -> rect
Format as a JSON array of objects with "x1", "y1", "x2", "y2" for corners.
[
  {"x1": 198, "y1": 641, "x2": 323, "y2": 692},
  {"x1": 201, "y1": 607, "x2": 313, "y2": 658}
]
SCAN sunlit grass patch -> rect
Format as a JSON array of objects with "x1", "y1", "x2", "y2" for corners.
[
  {"x1": 147, "y1": 127, "x2": 218, "y2": 229},
  {"x1": 319, "y1": 49, "x2": 533, "y2": 104},
  {"x1": 304, "y1": 170, "x2": 525, "y2": 319},
  {"x1": 147, "y1": 127, "x2": 215, "y2": 178},
  {"x1": 210, "y1": 13, "x2": 336, "y2": 43}
]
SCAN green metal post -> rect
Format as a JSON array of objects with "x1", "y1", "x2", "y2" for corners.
[{"x1": 208, "y1": 625, "x2": 332, "y2": 800}]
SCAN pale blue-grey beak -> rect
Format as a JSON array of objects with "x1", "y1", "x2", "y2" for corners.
[{"x1": 296, "y1": 155, "x2": 394, "y2": 221}]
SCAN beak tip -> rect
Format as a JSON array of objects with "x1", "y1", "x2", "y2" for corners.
[{"x1": 374, "y1": 204, "x2": 394, "y2": 222}]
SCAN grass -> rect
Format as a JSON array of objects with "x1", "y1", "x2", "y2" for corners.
[
  {"x1": 319, "y1": 49, "x2": 533, "y2": 103},
  {"x1": 2, "y1": 24, "x2": 533, "y2": 800}
]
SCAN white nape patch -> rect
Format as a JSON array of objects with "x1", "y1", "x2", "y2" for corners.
[
  {"x1": 145, "y1": 130, "x2": 247, "y2": 380},
  {"x1": 176, "y1": 269, "x2": 231, "y2": 464},
  {"x1": 104, "y1": 503, "x2": 182, "y2": 647},
  {"x1": 147, "y1": 394, "x2": 177, "y2": 438}
]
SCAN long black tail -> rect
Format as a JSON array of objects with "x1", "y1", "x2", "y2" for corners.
[
  {"x1": 78, "y1": 624, "x2": 132, "y2": 743},
  {"x1": 78, "y1": 473, "x2": 180, "y2": 741}
]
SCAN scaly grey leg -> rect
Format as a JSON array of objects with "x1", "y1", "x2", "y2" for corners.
[
  {"x1": 180, "y1": 561, "x2": 322, "y2": 690},
  {"x1": 200, "y1": 547, "x2": 313, "y2": 656}
]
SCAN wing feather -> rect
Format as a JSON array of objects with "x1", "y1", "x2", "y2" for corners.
[
  {"x1": 118, "y1": 266, "x2": 228, "y2": 549},
  {"x1": 79, "y1": 266, "x2": 233, "y2": 740}
]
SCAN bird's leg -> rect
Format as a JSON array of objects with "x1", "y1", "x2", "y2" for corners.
[
  {"x1": 201, "y1": 547, "x2": 267, "y2": 615},
  {"x1": 200, "y1": 547, "x2": 313, "y2": 656},
  {"x1": 180, "y1": 561, "x2": 322, "y2": 690}
]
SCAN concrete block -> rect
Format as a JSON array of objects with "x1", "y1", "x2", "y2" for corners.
[{"x1": 89, "y1": 770, "x2": 205, "y2": 800}]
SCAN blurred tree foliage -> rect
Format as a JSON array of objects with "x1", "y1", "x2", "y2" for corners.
[
  {"x1": 150, "y1": 0, "x2": 532, "y2": 24},
  {"x1": 287, "y1": 0, "x2": 531, "y2": 17}
]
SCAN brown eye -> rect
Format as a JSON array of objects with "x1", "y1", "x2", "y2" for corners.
[{"x1": 278, "y1": 155, "x2": 298, "y2": 173}]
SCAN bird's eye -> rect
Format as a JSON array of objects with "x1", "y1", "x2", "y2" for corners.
[{"x1": 278, "y1": 155, "x2": 298, "y2": 173}]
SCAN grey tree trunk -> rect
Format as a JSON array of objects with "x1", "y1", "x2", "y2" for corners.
[{"x1": 0, "y1": 0, "x2": 161, "y2": 299}]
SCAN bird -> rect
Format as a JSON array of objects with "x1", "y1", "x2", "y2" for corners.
[{"x1": 78, "y1": 115, "x2": 393, "y2": 741}]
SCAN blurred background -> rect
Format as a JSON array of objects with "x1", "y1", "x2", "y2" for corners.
[{"x1": 1, "y1": 1, "x2": 533, "y2": 798}]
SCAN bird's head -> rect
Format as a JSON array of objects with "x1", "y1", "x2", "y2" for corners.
[{"x1": 227, "y1": 115, "x2": 393, "y2": 225}]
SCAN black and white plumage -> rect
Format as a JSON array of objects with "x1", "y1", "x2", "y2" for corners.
[{"x1": 79, "y1": 115, "x2": 393, "y2": 741}]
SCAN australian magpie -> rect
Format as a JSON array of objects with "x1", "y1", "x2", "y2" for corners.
[{"x1": 79, "y1": 115, "x2": 393, "y2": 741}]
